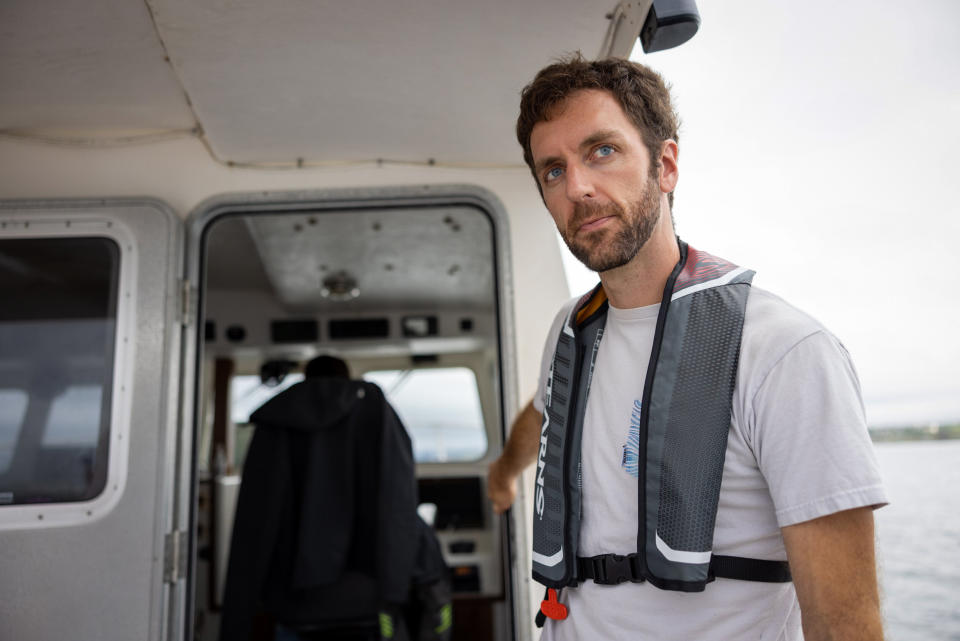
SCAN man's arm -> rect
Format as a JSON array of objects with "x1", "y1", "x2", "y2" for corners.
[
  {"x1": 487, "y1": 399, "x2": 543, "y2": 514},
  {"x1": 781, "y1": 506, "x2": 884, "y2": 641}
]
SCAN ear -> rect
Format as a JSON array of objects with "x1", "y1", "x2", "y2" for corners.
[{"x1": 658, "y1": 140, "x2": 679, "y2": 194}]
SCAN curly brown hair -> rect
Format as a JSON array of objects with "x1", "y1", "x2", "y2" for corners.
[{"x1": 516, "y1": 53, "x2": 680, "y2": 205}]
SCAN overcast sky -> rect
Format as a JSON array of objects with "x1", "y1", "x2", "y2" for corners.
[{"x1": 559, "y1": 0, "x2": 960, "y2": 428}]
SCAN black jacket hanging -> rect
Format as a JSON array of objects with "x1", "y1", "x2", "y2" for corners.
[{"x1": 219, "y1": 379, "x2": 421, "y2": 640}]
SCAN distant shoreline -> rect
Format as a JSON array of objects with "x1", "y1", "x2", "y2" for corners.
[{"x1": 869, "y1": 424, "x2": 960, "y2": 443}]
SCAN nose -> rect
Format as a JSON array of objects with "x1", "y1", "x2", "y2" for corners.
[{"x1": 564, "y1": 164, "x2": 594, "y2": 202}]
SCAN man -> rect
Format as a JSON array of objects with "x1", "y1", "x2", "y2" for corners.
[
  {"x1": 488, "y1": 55, "x2": 887, "y2": 640},
  {"x1": 221, "y1": 356, "x2": 451, "y2": 641}
]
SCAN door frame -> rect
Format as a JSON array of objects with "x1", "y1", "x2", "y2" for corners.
[{"x1": 182, "y1": 183, "x2": 530, "y2": 639}]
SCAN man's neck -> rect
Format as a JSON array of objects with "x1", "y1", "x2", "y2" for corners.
[{"x1": 599, "y1": 214, "x2": 680, "y2": 309}]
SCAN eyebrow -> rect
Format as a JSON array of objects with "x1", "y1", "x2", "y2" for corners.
[
  {"x1": 533, "y1": 129, "x2": 627, "y2": 175},
  {"x1": 581, "y1": 129, "x2": 624, "y2": 149}
]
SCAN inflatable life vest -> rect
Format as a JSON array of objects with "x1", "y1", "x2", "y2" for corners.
[{"x1": 532, "y1": 241, "x2": 791, "y2": 620}]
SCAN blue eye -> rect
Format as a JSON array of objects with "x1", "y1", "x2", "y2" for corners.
[
  {"x1": 595, "y1": 145, "x2": 614, "y2": 158},
  {"x1": 545, "y1": 167, "x2": 563, "y2": 182}
]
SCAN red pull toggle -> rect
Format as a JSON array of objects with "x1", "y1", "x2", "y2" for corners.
[{"x1": 540, "y1": 588, "x2": 568, "y2": 621}]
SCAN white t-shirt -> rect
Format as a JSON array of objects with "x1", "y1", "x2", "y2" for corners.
[{"x1": 532, "y1": 287, "x2": 887, "y2": 641}]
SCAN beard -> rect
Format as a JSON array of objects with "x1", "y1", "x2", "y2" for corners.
[{"x1": 562, "y1": 175, "x2": 661, "y2": 273}]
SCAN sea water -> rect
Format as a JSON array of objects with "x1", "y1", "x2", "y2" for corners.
[{"x1": 875, "y1": 439, "x2": 960, "y2": 640}]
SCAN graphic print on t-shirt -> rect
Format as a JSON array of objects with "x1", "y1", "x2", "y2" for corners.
[{"x1": 621, "y1": 399, "x2": 642, "y2": 478}]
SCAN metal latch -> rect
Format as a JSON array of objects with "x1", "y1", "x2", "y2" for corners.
[
  {"x1": 164, "y1": 530, "x2": 188, "y2": 583},
  {"x1": 180, "y1": 279, "x2": 193, "y2": 327}
]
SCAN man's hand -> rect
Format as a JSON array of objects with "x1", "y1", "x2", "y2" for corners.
[
  {"x1": 488, "y1": 457, "x2": 518, "y2": 515},
  {"x1": 487, "y1": 400, "x2": 543, "y2": 514},
  {"x1": 782, "y1": 506, "x2": 884, "y2": 641}
]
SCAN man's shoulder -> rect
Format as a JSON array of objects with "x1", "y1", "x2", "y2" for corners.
[
  {"x1": 740, "y1": 285, "x2": 848, "y2": 381},
  {"x1": 553, "y1": 294, "x2": 581, "y2": 318},
  {"x1": 545, "y1": 295, "x2": 581, "y2": 334},
  {"x1": 743, "y1": 286, "x2": 831, "y2": 344}
]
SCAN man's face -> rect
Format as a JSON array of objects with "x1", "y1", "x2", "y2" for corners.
[{"x1": 529, "y1": 89, "x2": 663, "y2": 273}]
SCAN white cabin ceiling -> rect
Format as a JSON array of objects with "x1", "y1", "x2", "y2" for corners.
[
  {"x1": 0, "y1": 1, "x2": 194, "y2": 130},
  {"x1": 1, "y1": 0, "x2": 618, "y2": 165},
  {"x1": 205, "y1": 206, "x2": 496, "y2": 313}
]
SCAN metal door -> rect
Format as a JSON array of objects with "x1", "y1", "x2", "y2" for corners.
[{"x1": 0, "y1": 199, "x2": 188, "y2": 640}]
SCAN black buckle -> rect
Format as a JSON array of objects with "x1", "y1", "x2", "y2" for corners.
[{"x1": 591, "y1": 554, "x2": 637, "y2": 585}]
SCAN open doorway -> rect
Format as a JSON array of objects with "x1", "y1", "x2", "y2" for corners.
[{"x1": 189, "y1": 190, "x2": 516, "y2": 641}]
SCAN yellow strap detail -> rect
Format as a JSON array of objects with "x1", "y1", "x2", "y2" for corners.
[{"x1": 575, "y1": 286, "x2": 607, "y2": 325}]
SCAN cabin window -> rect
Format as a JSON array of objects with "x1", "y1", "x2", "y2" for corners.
[
  {"x1": 229, "y1": 367, "x2": 488, "y2": 464},
  {"x1": 0, "y1": 237, "x2": 119, "y2": 505},
  {"x1": 364, "y1": 367, "x2": 488, "y2": 462}
]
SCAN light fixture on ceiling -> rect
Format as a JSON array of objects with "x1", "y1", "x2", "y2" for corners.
[{"x1": 320, "y1": 270, "x2": 360, "y2": 301}]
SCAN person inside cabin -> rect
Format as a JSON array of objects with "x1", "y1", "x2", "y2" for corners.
[
  {"x1": 487, "y1": 55, "x2": 887, "y2": 641},
  {"x1": 220, "y1": 355, "x2": 451, "y2": 641}
]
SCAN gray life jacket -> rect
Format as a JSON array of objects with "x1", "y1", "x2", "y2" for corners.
[{"x1": 532, "y1": 241, "x2": 791, "y2": 609}]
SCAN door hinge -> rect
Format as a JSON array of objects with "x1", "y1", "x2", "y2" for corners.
[{"x1": 164, "y1": 530, "x2": 188, "y2": 583}]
